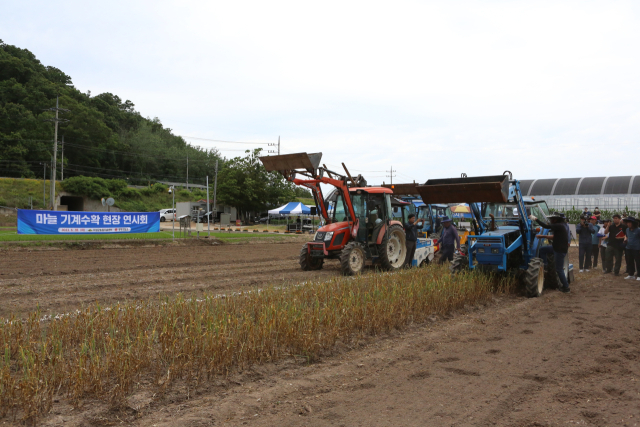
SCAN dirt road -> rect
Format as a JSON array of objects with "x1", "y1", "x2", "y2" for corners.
[
  {"x1": 0, "y1": 239, "x2": 334, "y2": 317},
  {"x1": 125, "y1": 265, "x2": 638, "y2": 427}
]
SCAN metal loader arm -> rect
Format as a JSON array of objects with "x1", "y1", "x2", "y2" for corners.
[{"x1": 259, "y1": 152, "x2": 356, "y2": 223}]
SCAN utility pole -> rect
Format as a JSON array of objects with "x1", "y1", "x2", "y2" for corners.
[
  {"x1": 213, "y1": 159, "x2": 218, "y2": 223},
  {"x1": 61, "y1": 135, "x2": 64, "y2": 181},
  {"x1": 268, "y1": 136, "x2": 280, "y2": 155},
  {"x1": 186, "y1": 155, "x2": 189, "y2": 190},
  {"x1": 44, "y1": 95, "x2": 69, "y2": 211},
  {"x1": 42, "y1": 163, "x2": 47, "y2": 208},
  {"x1": 386, "y1": 166, "x2": 396, "y2": 186},
  {"x1": 206, "y1": 175, "x2": 210, "y2": 237}
]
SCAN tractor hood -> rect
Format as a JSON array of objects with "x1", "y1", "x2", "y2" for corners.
[
  {"x1": 317, "y1": 221, "x2": 350, "y2": 234},
  {"x1": 475, "y1": 227, "x2": 520, "y2": 238}
]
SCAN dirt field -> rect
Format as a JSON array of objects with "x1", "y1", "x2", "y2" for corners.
[
  {"x1": 0, "y1": 238, "x2": 322, "y2": 318},
  {"x1": 2, "y1": 244, "x2": 640, "y2": 426}
]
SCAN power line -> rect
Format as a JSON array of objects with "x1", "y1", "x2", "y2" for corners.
[
  {"x1": 181, "y1": 136, "x2": 270, "y2": 145},
  {"x1": 62, "y1": 166, "x2": 207, "y2": 183},
  {"x1": 61, "y1": 141, "x2": 230, "y2": 162}
]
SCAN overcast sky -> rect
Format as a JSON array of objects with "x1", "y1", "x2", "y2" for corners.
[{"x1": 3, "y1": 1, "x2": 639, "y2": 184}]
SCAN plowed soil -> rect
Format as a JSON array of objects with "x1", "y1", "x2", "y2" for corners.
[
  {"x1": 3, "y1": 244, "x2": 640, "y2": 426},
  {"x1": 0, "y1": 239, "x2": 332, "y2": 318}
]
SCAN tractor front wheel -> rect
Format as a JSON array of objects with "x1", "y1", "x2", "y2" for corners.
[
  {"x1": 524, "y1": 257, "x2": 545, "y2": 297},
  {"x1": 378, "y1": 224, "x2": 407, "y2": 270},
  {"x1": 340, "y1": 242, "x2": 366, "y2": 275},
  {"x1": 449, "y1": 254, "x2": 469, "y2": 274},
  {"x1": 299, "y1": 245, "x2": 324, "y2": 271}
]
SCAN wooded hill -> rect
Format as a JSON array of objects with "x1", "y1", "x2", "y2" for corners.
[
  {"x1": 0, "y1": 40, "x2": 311, "y2": 216},
  {"x1": 0, "y1": 39, "x2": 220, "y2": 184}
]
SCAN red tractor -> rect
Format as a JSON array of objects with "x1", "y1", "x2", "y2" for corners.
[{"x1": 260, "y1": 152, "x2": 408, "y2": 275}]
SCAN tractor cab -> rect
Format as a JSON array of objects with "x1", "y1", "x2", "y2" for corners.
[{"x1": 415, "y1": 203, "x2": 451, "y2": 237}]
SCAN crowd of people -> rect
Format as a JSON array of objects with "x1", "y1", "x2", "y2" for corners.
[
  {"x1": 572, "y1": 208, "x2": 640, "y2": 279},
  {"x1": 403, "y1": 206, "x2": 640, "y2": 293}
]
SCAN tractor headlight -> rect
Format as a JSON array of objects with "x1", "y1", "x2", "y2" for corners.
[
  {"x1": 478, "y1": 248, "x2": 485, "y2": 253},
  {"x1": 491, "y1": 248, "x2": 500, "y2": 254},
  {"x1": 324, "y1": 232, "x2": 334, "y2": 242}
]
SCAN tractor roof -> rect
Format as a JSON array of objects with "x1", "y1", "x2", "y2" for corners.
[{"x1": 348, "y1": 187, "x2": 393, "y2": 194}]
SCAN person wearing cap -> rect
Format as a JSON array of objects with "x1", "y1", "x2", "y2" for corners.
[
  {"x1": 593, "y1": 208, "x2": 602, "y2": 223},
  {"x1": 583, "y1": 207, "x2": 592, "y2": 217},
  {"x1": 530, "y1": 212, "x2": 570, "y2": 292},
  {"x1": 589, "y1": 216, "x2": 602, "y2": 269},
  {"x1": 598, "y1": 218, "x2": 611, "y2": 271},
  {"x1": 576, "y1": 214, "x2": 596, "y2": 272},
  {"x1": 437, "y1": 216, "x2": 460, "y2": 264},
  {"x1": 623, "y1": 216, "x2": 640, "y2": 280},
  {"x1": 604, "y1": 214, "x2": 627, "y2": 275}
]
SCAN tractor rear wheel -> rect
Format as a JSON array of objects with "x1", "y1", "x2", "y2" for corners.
[
  {"x1": 524, "y1": 257, "x2": 545, "y2": 297},
  {"x1": 299, "y1": 245, "x2": 323, "y2": 271},
  {"x1": 449, "y1": 253, "x2": 469, "y2": 274},
  {"x1": 340, "y1": 241, "x2": 366, "y2": 275},
  {"x1": 377, "y1": 224, "x2": 407, "y2": 270}
]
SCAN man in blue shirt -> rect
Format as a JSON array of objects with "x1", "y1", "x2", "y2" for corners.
[
  {"x1": 576, "y1": 215, "x2": 596, "y2": 272},
  {"x1": 437, "y1": 216, "x2": 460, "y2": 264}
]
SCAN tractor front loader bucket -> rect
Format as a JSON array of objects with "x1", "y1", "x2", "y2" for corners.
[
  {"x1": 416, "y1": 175, "x2": 510, "y2": 203},
  {"x1": 381, "y1": 183, "x2": 421, "y2": 196},
  {"x1": 259, "y1": 152, "x2": 322, "y2": 174}
]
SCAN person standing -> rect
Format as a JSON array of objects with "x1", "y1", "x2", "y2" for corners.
[
  {"x1": 437, "y1": 216, "x2": 460, "y2": 264},
  {"x1": 575, "y1": 215, "x2": 596, "y2": 272},
  {"x1": 530, "y1": 212, "x2": 570, "y2": 293},
  {"x1": 598, "y1": 218, "x2": 611, "y2": 271},
  {"x1": 583, "y1": 207, "x2": 592, "y2": 218},
  {"x1": 623, "y1": 217, "x2": 640, "y2": 280},
  {"x1": 403, "y1": 213, "x2": 422, "y2": 268},
  {"x1": 589, "y1": 216, "x2": 601, "y2": 269},
  {"x1": 593, "y1": 208, "x2": 602, "y2": 223},
  {"x1": 604, "y1": 214, "x2": 627, "y2": 275}
]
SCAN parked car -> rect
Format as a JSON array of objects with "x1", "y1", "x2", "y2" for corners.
[{"x1": 159, "y1": 208, "x2": 176, "y2": 222}]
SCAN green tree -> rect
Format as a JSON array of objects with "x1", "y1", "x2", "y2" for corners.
[{"x1": 217, "y1": 149, "x2": 296, "y2": 220}]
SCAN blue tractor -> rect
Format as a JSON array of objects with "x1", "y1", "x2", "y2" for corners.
[
  {"x1": 415, "y1": 172, "x2": 573, "y2": 297},
  {"x1": 384, "y1": 183, "x2": 453, "y2": 238}
]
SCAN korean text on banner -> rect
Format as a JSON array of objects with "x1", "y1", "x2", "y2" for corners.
[{"x1": 17, "y1": 210, "x2": 161, "y2": 235}]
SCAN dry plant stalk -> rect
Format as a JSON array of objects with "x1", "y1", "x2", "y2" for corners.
[{"x1": 0, "y1": 264, "x2": 516, "y2": 423}]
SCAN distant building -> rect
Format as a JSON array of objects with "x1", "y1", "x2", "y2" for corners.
[
  {"x1": 176, "y1": 201, "x2": 237, "y2": 221},
  {"x1": 520, "y1": 176, "x2": 640, "y2": 211}
]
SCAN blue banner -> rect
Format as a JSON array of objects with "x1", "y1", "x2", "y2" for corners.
[{"x1": 17, "y1": 210, "x2": 160, "y2": 235}]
